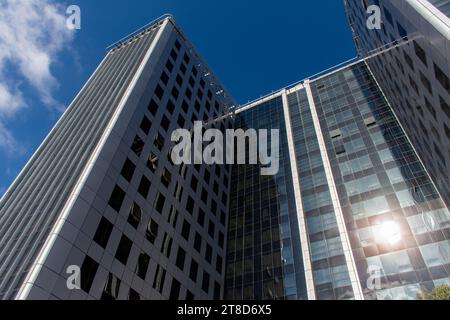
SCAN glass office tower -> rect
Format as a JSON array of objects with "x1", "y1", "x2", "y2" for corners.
[
  {"x1": 344, "y1": 0, "x2": 450, "y2": 208},
  {"x1": 225, "y1": 61, "x2": 450, "y2": 300}
]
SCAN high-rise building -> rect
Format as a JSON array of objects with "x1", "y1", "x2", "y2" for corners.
[
  {"x1": 344, "y1": 0, "x2": 450, "y2": 207},
  {"x1": 0, "y1": 2, "x2": 449, "y2": 301},
  {"x1": 225, "y1": 61, "x2": 449, "y2": 300},
  {"x1": 0, "y1": 15, "x2": 235, "y2": 300}
]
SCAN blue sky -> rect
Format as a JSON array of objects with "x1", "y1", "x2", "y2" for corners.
[{"x1": 0, "y1": 0, "x2": 356, "y2": 197}]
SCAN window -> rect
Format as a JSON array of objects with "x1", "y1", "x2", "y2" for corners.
[
  {"x1": 194, "y1": 232, "x2": 202, "y2": 252},
  {"x1": 186, "y1": 195, "x2": 194, "y2": 213},
  {"x1": 140, "y1": 116, "x2": 152, "y2": 135},
  {"x1": 176, "y1": 247, "x2": 186, "y2": 271},
  {"x1": 155, "y1": 84, "x2": 164, "y2": 100},
  {"x1": 403, "y1": 51, "x2": 414, "y2": 71},
  {"x1": 161, "y1": 115, "x2": 170, "y2": 132},
  {"x1": 208, "y1": 221, "x2": 215, "y2": 239},
  {"x1": 174, "y1": 39, "x2": 181, "y2": 50},
  {"x1": 161, "y1": 233, "x2": 173, "y2": 258},
  {"x1": 168, "y1": 206, "x2": 179, "y2": 229},
  {"x1": 183, "y1": 53, "x2": 190, "y2": 64},
  {"x1": 441, "y1": 96, "x2": 450, "y2": 120},
  {"x1": 181, "y1": 219, "x2": 191, "y2": 241},
  {"x1": 205, "y1": 244, "x2": 212, "y2": 264},
  {"x1": 188, "y1": 76, "x2": 195, "y2": 88},
  {"x1": 413, "y1": 41, "x2": 427, "y2": 66},
  {"x1": 160, "y1": 71, "x2": 169, "y2": 86},
  {"x1": 177, "y1": 115, "x2": 185, "y2": 128},
  {"x1": 94, "y1": 217, "x2": 113, "y2": 248},
  {"x1": 131, "y1": 135, "x2": 145, "y2": 157},
  {"x1": 129, "y1": 289, "x2": 140, "y2": 300},
  {"x1": 121, "y1": 158, "x2": 136, "y2": 182},
  {"x1": 155, "y1": 193, "x2": 166, "y2": 214},
  {"x1": 180, "y1": 63, "x2": 187, "y2": 74},
  {"x1": 420, "y1": 72, "x2": 432, "y2": 95},
  {"x1": 170, "y1": 48, "x2": 178, "y2": 61},
  {"x1": 189, "y1": 259, "x2": 199, "y2": 282},
  {"x1": 101, "y1": 273, "x2": 121, "y2": 300},
  {"x1": 138, "y1": 175, "x2": 151, "y2": 199},
  {"x1": 434, "y1": 63, "x2": 450, "y2": 94},
  {"x1": 166, "y1": 60, "x2": 174, "y2": 73},
  {"x1": 176, "y1": 74, "x2": 183, "y2": 87},
  {"x1": 127, "y1": 202, "x2": 141, "y2": 229},
  {"x1": 192, "y1": 66, "x2": 198, "y2": 77},
  {"x1": 108, "y1": 185, "x2": 125, "y2": 212},
  {"x1": 147, "y1": 152, "x2": 158, "y2": 172},
  {"x1": 153, "y1": 265, "x2": 166, "y2": 293},
  {"x1": 190, "y1": 175, "x2": 198, "y2": 192},
  {"x1": 148, "y1": 99, "x2": 159, "y2": 116},
  {"x1": 201, "y1": 188, "x2": 208, "y2": 204},
  {"x1": 161, "y1": 168, "x2": 172, "y2": 188},
  {"x1": 80, "y1": 256, "x2": 99, "y2": 293},
  {"x1": 135, "y1": 252, "x2": 150, "y2": 280},
  {"x1": 154, "y1": 133, "x2": 164, "y2": 151},
  {"x1": 214, "y1": 282, "x2": 221, "y2": 300},
  {"x1": 216, "y1": 255, "x2": 223, "y2": 274},
  {"x1": 171, "y1": 86, "x2": 179, "y2": 100},
  {"x1": 166, "y1": 99, "x2": 175, "y2": 115},
  {"x1": 220, "y1": 210, "x2": 226, "y2": 226},
  {"x1": 202, "y1": 271, "x2": 210, "y2": 294},
  {"x1": 181, "y1": 100, "x2": 189, "y2": 113},
  {"x1": 197, "y1": 209, "x2": 205, "y2": 227},
  {"x1": 218, "y1": 232, "x2": 224, "y2": 249},
  {"x1": 169, "y1": 278, "x2": 181, "y2": 300},
  {"x1": 397, "y1": 23, "x2": 407, "y2": 39},
  {"x1": 200, "y1": 78, "x2": 205, "y2": 89},
  {"x1": 186, "y1": 291, "x2": 194, "y2": 300},
  {"x1": 115, "y1": 234, "x2": 133, "y2": 265},
  {"x1": 146, "y1": 219, "x2": 159, "y2": 244}
]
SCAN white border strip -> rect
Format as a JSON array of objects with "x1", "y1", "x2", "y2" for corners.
[
  {"x1": 304, "y1": 80, "x2": 364, "y2": 300},
  {"x1": 16, "y1": 18, "x2": 170, "y2": 300},
  {"x1": 281, "y1": 89, "x2": 317, "y2": 300}
]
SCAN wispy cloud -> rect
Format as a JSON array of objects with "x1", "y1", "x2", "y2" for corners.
[{"x1": 0, "y1": 0, "x2": 75, "y2": 153}]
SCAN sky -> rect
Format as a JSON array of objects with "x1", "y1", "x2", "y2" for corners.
[{"x1": 0, "y1": 0, "x2": 356, "y2": 198}]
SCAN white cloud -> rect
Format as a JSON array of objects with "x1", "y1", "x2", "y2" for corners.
[
  {"x1": 0, "y1": 122, "x2": 25, "y2": 155},
  {"x1": 0, "y1": 0, "x2": 75, "y2": 153}
]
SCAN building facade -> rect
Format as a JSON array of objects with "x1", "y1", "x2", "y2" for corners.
[
  {"x1": 344, "y1": 0, "x2": 450, "y2": 207},
  {"x1": 225, "y1": 60, "x2": 450, "y2": 300},
  {"x1": 0, "y1": 2, "x2": 449, "y2": 301},
  {"x1": 0, "y1": 16, "x2": 235, "y2": 300}
]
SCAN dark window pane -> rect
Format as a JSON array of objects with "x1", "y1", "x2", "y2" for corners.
[
  {"x1": 202, "y1": 271, "x2": 210, "y2": 294},
  {"x1": 155, "y1": 84, "x2": 164, "y2": 100},
  {"x1": 194, "y1": 232, "x2": 202, "y2": 253},
  {"x1": 205, "y1": 244, "x2": 212, "y2": 264},
  {"x1": 214, "y1": 282, "x2": 221, "y2": 300},
  {"x1": 153, "y1": 265, "x2": 166, "y2": 293},
  {"x1": 146, "y1": 219, "x2": 159, "y2": 244},
  {"x1": 161, "y1": 115, "x2": 170, "y2": 132},
  {"x1": 121, "y1": 158, "x2": 136, "y2": 182},
  {"x1": 176, "y1": 247, "x2": 186, "y2": 271},
  {"x1": 131, "y1": 135, "x2": 145, "y2": 157},
  {"x1": 127, "y1": 202, "x2": 141, "y2": 229},
  {"x1": 136, "y1": 252, "x2": 150, "y2": 280},
  {"x1": 80, "y1": 256, "x2": 99, "y2": 293},
  {"x1": 138, "y1": 175, "x2": 151, "y2": 199},
  {"x1": 181, "y1": 219, "x2": 191, "y2": 241},
  {"x1": 197, "y1": 209, "x2": 205, "y2": 227},
  {"x1": 189, "y1": 259, "x2": 198, "y2": 282},
  {"x1": 129, "y1": 289, "x2": 141, "y2": 300},
  {"x1": 108, "y1": 185, "x2": 125, "y2": 212},
  {"x1": 148, "y1": 99, "x2": 159, "y2": 116},
  {"x1": 115, "y1": 235, "x2": 133, "y2": 265},
  {"x1": 155, "y1": 193, "x2": 166, "y2": 214},
  {"x1": 140, "y1": 116, "x2": 152, "y2": 135},
  {"x1": 169, "y1": 278, "x2": 181, "y2": 300},
  {"x1": 93, "y1": 217, "x2": 113, "y2": 248},
  {"x1": 160, "y1": 71, "x2": 169, "y2": 86},
  {"x1": 216, "y1": 255, "x2": 223, "y2": 274},
  {"x1": 208, "y1": 221, "x2": 215, "y2": 239}
]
